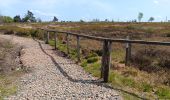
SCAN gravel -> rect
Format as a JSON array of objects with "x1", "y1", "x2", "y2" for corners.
[{"x1": 0, "y1": 35, "x2": 122, "y2": 100}]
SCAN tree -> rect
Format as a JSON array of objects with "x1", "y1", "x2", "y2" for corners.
[
  {"x1": 105, "y1": 19, "x2": 109, "y2": 22},
  {"x1": 2, "y1": 16, "x2": 13, "y2": 23},
  {"x1": 148, "y1": 17, "x2": 154, "y2": 22},
  {"x1": 22, "y1": 10, "x2": 36, "y2": 22},
  {"x1": 138, "y1": 12, "x2": 143, "y2": 22},
  {"x1": 53, "y1": 16, "x2": 58, "y2": 22},
  {"x1": 13, "y1": 15, "x2": 21, "y2": 22},
  {"x1": 22, "y1": 16, "x2": 29, "y2": 22},
  {"x1": 80, "y1": 19, "x2": 84, "y2": 22}
]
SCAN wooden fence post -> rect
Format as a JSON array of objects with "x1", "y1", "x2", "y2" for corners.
[
  {"x1": 101, "y1": 52, "x2": 104, "y2": 78},
  {"x1": 77, "y1": 36, "x2": 81, "y2": 62},
  {"x1": 46, "y1": 31, "x2": 49, "y2": 44},
  {"x1": 54, "y1": 32, "x2": 57, "y2": 50},
  {"x1": 66, "y1": 33, "x2": 70, "y2": 54},
  {"x1": 102, "y1": 40, "x2": 112, "y2": 82},
  {"x1": 43, "y1": 31, "x2": 46, "y2": 42},
  {"x1": 125, "y1": 36, "x2": 131, "y2": 66}
]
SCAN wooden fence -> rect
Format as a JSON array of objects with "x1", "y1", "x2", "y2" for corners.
[{"x1": 39, "y1": 28, "x2": 170, "y2": 82}]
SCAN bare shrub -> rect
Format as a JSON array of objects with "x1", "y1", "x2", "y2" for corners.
[
  {"x1": 4, "y1": 30, "x2": 14, "y2": 35},
  {"x1": 131, "y1": 46, "x2": 170, "y2": 72}
]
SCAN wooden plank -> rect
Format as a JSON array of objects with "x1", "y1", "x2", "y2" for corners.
[
  {"x1": 102, "y1": 40, "x2": 112, "y2": 82},
  {"x1": 66, "y1": 33, "x2": 70, "y2": 54},
  {"x1": 40, "y1": 28, "x2": 170, "y2": 46},
  {"x1": 77, "y1": 36, "x2": 81, "y2": 62}
]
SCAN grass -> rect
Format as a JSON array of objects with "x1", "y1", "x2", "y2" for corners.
[
  {"x1": 80, "y1": 60, "x2": 87, "y2": 67},
  {"x1": 83, "y1": 62, "x2": 101, "y2": 77},
  {"x1": 0, "y1": 39, "x2": 25, "y2": 99},
  {"x1": 48, "y1": 37, "x2": 170, "y2": 99},
  {"x1": 121, "y1": 92, "x2": 142, "y2": 100},
  {"x1": 140, "y1": 82, "x2": 153, "y2": 92},
  {"x1": 111, "y1": 49, "x2": 125, "y2": 63},
  {"x1": 156, "y1": 87, "x2": 170, "y2": 99},
  {"x1": 0, "y1": 70, "x2": 26, "y2": 99},
  {"x1": 49, "y1": 39, "x2": 78, "y2": 60},
  {"x1": 0, "y1": 85, "x2": 17, "y2": 100}
]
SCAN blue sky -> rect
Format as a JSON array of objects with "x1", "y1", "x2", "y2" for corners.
[{"x1": 0, "y1": 0, "x2": 169, "y2": 22}]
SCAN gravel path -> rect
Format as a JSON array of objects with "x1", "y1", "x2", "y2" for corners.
[{"x1": 0, "y1": 35, "x2": 122, "y2": 100}]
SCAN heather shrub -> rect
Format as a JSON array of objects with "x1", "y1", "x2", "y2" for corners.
[
  {"x1": 131, "y1": 46, "x2": 170, "y2": 72},
  {"x1": 4, "y1": 30, "x2": 14, "y2": 35},
  {"x1": 87, "y1": 57, "x2": 98, "y2": 63}
]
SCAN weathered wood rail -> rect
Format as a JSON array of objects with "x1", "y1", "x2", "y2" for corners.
[{"x1": 38, "y1": 28, "x2": 170, "y2": 82}]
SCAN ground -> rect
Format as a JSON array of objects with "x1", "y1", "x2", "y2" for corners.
[
  {"x1": 0, "y1": 22, "x2": 170, "y2": 99},
  {"x1": 0, "y1": 34, "x2": 121, "y2": 100}
]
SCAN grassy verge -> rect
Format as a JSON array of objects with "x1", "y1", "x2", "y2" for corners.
[
  {"x1": 49, "y1": 40, "x2": 78, "y2": 60},
  {"x1": 0, "y1": 70, "x2": 25, "y2": 100},
  {"x1": 0, "y1": 38, "x2": 25, "y2": 99},
  {"x1": 48, "y1": 38, "x2": 170, "y2": 100}
]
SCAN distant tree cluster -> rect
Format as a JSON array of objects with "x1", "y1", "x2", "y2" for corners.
[
  {"x1": 22, "y1": 10, "x2": 36, "y2": 22},
  {"x1": 53, "y1": 16, "x2": 58, "y2": 22},
  {"x1": 0, "y1": 10, "x2": 49, "y2": 23},
  {"x1": 138, "y1": 12, "x2": 143, "y2": 22},
  {"x1": 0, "y1": 10, "x2": 39, "y2": 23},
  {"x1": 13, "y1": 15, "x2": 21, "y2": 22},
  {"x1": 137, "y1": 12, "x2": 155, "y2": 22},
  {"x1": 3, "y1": 16, "x2": 13, "y2": 23},
  {"x1": 13, "y1": 10, "x2": 37, "y2": 22},
  {"x1": 0, "y1": 10, "x2": 157, "y2": 23},
  {"x1": 148, "y1": 17, "x2": 154, "y2": 22}
]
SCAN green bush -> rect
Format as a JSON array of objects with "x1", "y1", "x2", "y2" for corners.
[{"x1": 87, "y1": 57, "x2": 98, "y2": 63}]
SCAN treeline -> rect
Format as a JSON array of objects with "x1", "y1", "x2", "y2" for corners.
[
  {"x1": 0, "y1": 10, "x2": 59, "y2": 23},
  {"x1": 0, "y1": 10, "x2": 41, "y2": 23},
  {"x1": 80, "y1": 12, "x2": 155, "y2": 23},
  {"x1": 0, "y1": 11, "x2": 156, "y2": 23}
]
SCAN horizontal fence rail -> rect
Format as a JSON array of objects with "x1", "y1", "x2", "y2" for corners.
[
  {"x1": 40, "y1": 28, "x2": 170, "y2": 46},
  {"x1": 38, "y1": 28, "x2": 170, "y2": 82}
]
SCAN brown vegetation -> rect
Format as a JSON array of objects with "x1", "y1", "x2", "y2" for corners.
[{"x1": 0, "y1": 22, "x2": 170, "y2": 99}]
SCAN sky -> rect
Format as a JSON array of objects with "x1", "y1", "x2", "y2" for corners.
[{"x1": 0, "y1": 0, "x2": 170, "y2": 22}]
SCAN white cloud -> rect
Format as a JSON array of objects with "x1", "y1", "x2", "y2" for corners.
[
  {"x1": 153, "y1": 0, "x2": 170, "y2": 5},
  {"x1": 156, "y1": 16, "x2": 162, "y2": 19},
  {"x1": 154, "y1": 0, "x2": 159, "y2": 4},
  {"x1": 30, "y1": 9, "x2": 59, "y2": 17}
]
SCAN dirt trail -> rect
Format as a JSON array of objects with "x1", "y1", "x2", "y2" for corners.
[{"x1": 0, "y1": 35, "x2": 121, "y2": 100}]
